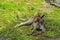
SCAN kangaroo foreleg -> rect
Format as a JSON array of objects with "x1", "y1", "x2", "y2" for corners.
[
  {"x1": 31, "y1": 22, "x2": 38, "y2": 35},
  {"x1": 40, "y1": 24, "x2": 46, "y2": 32}
]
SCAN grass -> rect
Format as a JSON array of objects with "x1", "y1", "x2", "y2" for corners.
[{"x1": 0, "y1": 0, "x2": 60, "y2": 40}]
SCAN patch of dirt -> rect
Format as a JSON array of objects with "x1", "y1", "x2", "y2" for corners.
[
  {"x1": 39, "y1": 1, "x2": 54, "y2": 12},
  {"x1": 25, "y1": 0, "x2": 54, "y2": 12},
  {"x1": 43, "y1": 37, "x2": 60, "y2": 40},
  {"x1": 40, "y1": 7, "x2": 53, "y2": 12},
  {"x1": 0, "y1": 37, "x2": 12, "y2": 40}
]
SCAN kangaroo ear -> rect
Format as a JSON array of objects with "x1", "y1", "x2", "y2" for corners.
[{"x1": 41, "y1": 15, "x2": 45, "y2": 18}]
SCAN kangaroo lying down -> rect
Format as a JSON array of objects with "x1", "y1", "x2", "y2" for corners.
[{"x1": 15, "y1": 13, "x2": 46, "y2": 35}]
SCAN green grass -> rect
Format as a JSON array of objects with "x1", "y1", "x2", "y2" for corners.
[{"x1": 0, "y1": 0, "x2": 60, "y2": 40}]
